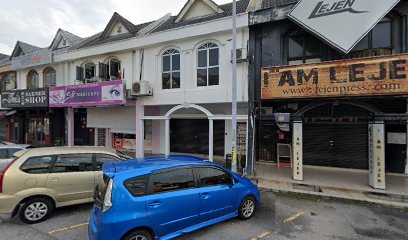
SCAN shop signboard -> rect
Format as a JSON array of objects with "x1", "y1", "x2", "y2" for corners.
[
  {"x1": 1, "y1": 88, "x2": 49, "y2": 108},
  {"x1": 292, "y1": 121, "x2": 303, "y2": 181},
  {"x1": 49, "y1": 80, "x2": 125, "y2": 107},
  {"x1": 288, "y1": 0, "x2": 400, "y2": 53},
  {"x1": 262, "y1": 54, "x2": 408, "y2": 99},
  {"x1": 368, "y1": 123, "x2": 385, "y2": 189}
]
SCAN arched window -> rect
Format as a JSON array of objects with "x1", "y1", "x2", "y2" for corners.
[
  {"x1": 197, "y1": 42, "x2": 219, "y2": 87},
  {"x1": 84, "y1": 62, "x2": 96, "y2": 80},
  {"x1": 27, "y1": 70, "x2": 39, "y2": 89},
  {"x1": 43, "y1": 67, "x2": 56, "y2": 87},
  {"x1": 162, "y1": 49, "x2": 180, "y2": 89},
  {"x1": 0, "y1": 72, "x2": 16, "y2": 93}
]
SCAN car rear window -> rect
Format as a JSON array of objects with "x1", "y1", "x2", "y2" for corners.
[
  {"x1": 124, "y1": 175, "x2": 149, "y2": 197},
  {"x1": 20, "y1": 156, "x2": 54, "y2": 174}
]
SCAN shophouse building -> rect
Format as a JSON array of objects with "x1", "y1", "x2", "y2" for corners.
[
  {"x1": 247, "y1": 0, "x2": 408, "y2": 189},
  {"x1": 0, "y1": 54, "x2": 16, "y2": 140},
  {"x1": 46, "y1": 0, "x2": 252, "y2": 160}
]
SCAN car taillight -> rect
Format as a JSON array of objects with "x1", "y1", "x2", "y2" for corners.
[
  {"x1": 0, "y1": 158, "x2": 17, "y2": 193},
  {"x1": 102, "y1": 178, "x2": 113, "y2": 212}
]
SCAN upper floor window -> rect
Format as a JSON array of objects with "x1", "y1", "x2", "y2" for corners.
[
  {"x1": 27, "y1": 70, "x2": 39, "y2": 89},
  {"x1": 84, "y1": 62, "x2": 96, "y2": 80},
  {"x1": 99, "y1": 58, "x2": 121, "y2": 81},
  {"x1": 197, "y1": 42, "x2": 219, "y2": 87},
  {"x1": 43, "y1": 67, "x2": 56, "y2": 87},
  {"x1": 162, "y1": 49, "x2": 180, "y2": 89},
  {"x1": 352, "y1": 18, "x2": 393, "y2": 52},
  {"x1": 287, "y1": 29, "x2": 322, "y2": 65},
  {"x1": 0, "y1": 72, "x2": 16, "y2": 93}
]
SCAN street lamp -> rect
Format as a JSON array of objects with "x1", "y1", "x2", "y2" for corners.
[{"x1": 231, "y1": 0, "x2": 238, "y2": 173}]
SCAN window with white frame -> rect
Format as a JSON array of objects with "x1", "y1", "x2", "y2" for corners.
[
  {"x1": 27, "y1": 70, "x2": 39, "y2": 89},
  {"x1": 84, "y1": 62, "x2": 96, "y2": 80},
  {"x1": 43, "y1": 67, "x2": 56, "y2": 87},
  {"x1": 162, "y1": 49, "x2": 181, "y2": 89},
  {"x1": 99, "y1": 58, "x2": 121, "y2": 81},
  {"x1": 0, "y1": 72, "x2": 16, "y2": 93},
  {"x1": 197, "y1": 42, "x2": 219, "y2": 87}
]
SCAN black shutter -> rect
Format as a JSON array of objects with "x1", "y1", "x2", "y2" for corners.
[
  {"x1": 99, "y1": 62, "x2": 107, "y2": 79},
  {"x1": 76, "y1": 66, "x2": 84, "y2": 81}
]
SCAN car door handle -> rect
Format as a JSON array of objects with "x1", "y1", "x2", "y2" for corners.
[
  {"x1": 201, "y1": 193, "x2": 211, "y2": 200},
  {"x1": 149, "y1": 201, "x2": 162, "y2": 208}
]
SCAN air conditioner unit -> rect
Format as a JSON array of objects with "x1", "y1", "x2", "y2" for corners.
[
  {"x1": 131, "y1": 81, "x2": 152, "y2": 96},
  {"x1": 231, "y1": 48, "x2": 248, "y2": 63}
]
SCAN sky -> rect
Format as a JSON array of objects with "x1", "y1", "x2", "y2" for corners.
[{"x1": 0, "y1": 0, "x2": 232, "y2": 55}]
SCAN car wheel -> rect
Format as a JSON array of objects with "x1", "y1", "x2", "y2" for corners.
[
  {"x1": 124, "y1": 230, "x2": 153, "y2": 240},
  {"x1": 238, "y1": 196, "x2": 256, "y2": 220},
  {"x1": 19, "y1": 197, "x2": 54, "y2": 224}
]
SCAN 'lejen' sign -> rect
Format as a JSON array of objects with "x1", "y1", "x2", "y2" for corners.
[
  {"x1": 261, "y1": 54, "x2": 408, "y2": 99},
  {"x1": 288, "y1": 0, "x2": 400, "y2": 53}
]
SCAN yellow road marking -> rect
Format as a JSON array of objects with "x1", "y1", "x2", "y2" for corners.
[
  {"x1": 47, "y1": 222, "x2": 89, "y2": 235},
  {"x1": 283, "y1": 211, "x2": 305, "y2": 223},
  {"x1": 250, "y1": 231, "x2": 271, "y2": 240}
]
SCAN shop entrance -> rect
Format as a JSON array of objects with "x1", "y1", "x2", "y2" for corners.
[
  {"x1": 74, "y1": 109, "x2": 95, "y2": 146},
  {"x1": 170, "y1": 119, "x2": 225, "y2": 156},
  {"x1": 303, "y1": 123, "x2": 369, "y2": 169},
  {"x1": 385, "y1": 124, "x2": 407, "y2": 174}
]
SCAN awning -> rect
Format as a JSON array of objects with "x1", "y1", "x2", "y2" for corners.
[{"x1": 5, "y1": 110, "x2": 17, "y2": 117}]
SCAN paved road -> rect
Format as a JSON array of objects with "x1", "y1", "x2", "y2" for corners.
[{"x1": 0, "y1": 191, "x2": 407, "y2": 240}]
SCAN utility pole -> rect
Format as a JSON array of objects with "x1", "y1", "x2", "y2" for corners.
[{"x1": 231, "y1": 0, "x2": 238, "y2": 173}]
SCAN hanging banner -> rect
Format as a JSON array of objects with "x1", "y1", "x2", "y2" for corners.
[
  {"x1": 368, "y1": 123, "x2": 386, "y2": 189},
  {"x1": 274, "y1": 113, "x2": 291, "y2": 132},
  {"x1": 262, "y1": 54, "x2": 408, "y2": 99},
  {"x1": 292, "y1": 122, "x2": 303, "y2": 181},
  {"x1": 288, "y1": 0, "x2": 401, "y2": 53},
  {"x1": 49, "y1": 80, "x2": 125, "y2": 107}
]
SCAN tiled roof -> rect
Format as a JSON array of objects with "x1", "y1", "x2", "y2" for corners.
[
  {"x1": 152, "y1": 0, "x2": 250, "y2": 33},
  {"x1": 59, "y1": 29, "x2": 83, "y2": 45},
  {"x1": 262, "y1": 0, "x2": 298, "y2": 9},
  {"x1": 18, "y1": 41, "x2": 41, "y2": 55},
  {"x1": 0, "y1": 53, "x2": 8, "y2": 60},
  {"x1": 0, "y1": 54, "x2": 11, "y2": 67}
]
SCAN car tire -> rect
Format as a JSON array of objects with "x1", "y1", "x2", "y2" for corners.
[
  {"x1": 238, "y1": 196, "x2": 256, "y2": 220},
  {"x1": 123, "y1": 230, "x2": 153, "y2": 240},
  {"x1": 18, "y1": 197, "x2": 54, "y2": 224}
]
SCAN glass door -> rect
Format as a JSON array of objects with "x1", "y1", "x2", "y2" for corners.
[{"x1": 26, "y1": 118, "x2": 50, "y2": 146}]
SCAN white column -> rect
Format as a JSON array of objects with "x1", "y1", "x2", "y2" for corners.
[
  {"x1": 165, "y1": 118, "x2": 170, "y2": 158},
  {"x1": 209, "y1": 119, "x2": 214, "y2": 162},
  {"x1": 292, "y1": 121, "x2": 303, "y2": 181},
  {"x1": 369, "y1": 122, "x2": 386, "y2": 189},
  {"x1": 67, "y1": 108, "x2": 74, "y2": 146},
  {"x1": 136, "y1": 101, "x2": 145, "y2": 158},
  {"x1": 94, "y1": 128, "x2": 98, "y2": 146}
]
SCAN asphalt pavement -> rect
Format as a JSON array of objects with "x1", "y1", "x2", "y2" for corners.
[{"x1": 0, "y1": 191, "x2": 407, "y2": 240}]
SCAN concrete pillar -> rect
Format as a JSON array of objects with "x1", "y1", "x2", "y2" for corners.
[
  {"x1": 209, "y1": 119, "x2": 214, "y2": 162},
  {"x1": 67, "y1": 108, "x2": 74, "y2": 146},
  {"x1": 94, "y1": 128, "x2": 98, "y2": 146},
  {"x1": 292, "y1": 121, "x2": 303, "y2": 181},
  {"x1": 369, "y1": 122, "x2": 386, "y2": 189},
  {"x1": 165, "y1": 118, "x2": 170, "y2": 158},
  {"x1": 105, "y1": 129, "x2": 112, "y2": 147},
  {"x1": 136, "y1": 101, "x2": 144, "y2": 158}
]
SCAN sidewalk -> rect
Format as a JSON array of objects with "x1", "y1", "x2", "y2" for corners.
[{"x1": 253, "y1": 163, "x2": 408, "y2": 208}]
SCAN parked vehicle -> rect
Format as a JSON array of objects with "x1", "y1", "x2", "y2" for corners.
[
  {"x1": 89, "y1": 156, "x2": 260, "y2": 240},
  {"x1": 0, "y1": 145, "x2": 26, "y2": 172},
  {"x1": 0, "y1": 146, "x2": 126, "y2": 224}
]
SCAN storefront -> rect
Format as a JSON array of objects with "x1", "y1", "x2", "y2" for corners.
[
  {"x1": 247, "y1": 0, "x2": 408, "y2": 189},
  {"x1": 1, "y1": 88, "x2": 65, "y2": 146},
  {"x1": 49, "y1": 80, "x2": 132, "y2": 149}
]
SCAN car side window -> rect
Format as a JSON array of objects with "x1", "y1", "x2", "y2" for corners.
[
  {"x1": 0, "y1": 149, "x2": 7, "y2": 158},
  {"x1": 51, "y1": 154, "x2": 93, "y2": 173},
  {"x1": 8, "y1": 148, "x2": 23, "y2": 157},
  {"x1": 20, "y1": 156, "x2": 54, "y2": 174},
  {"x1": 152, "y1": 168, "x2": 195, "y2": 194},
  {"x1": 197, "y1": 167, "x2": 233, "y2": 187},
  {"x1": 95, "y1": 154, "x2": 120, "y2": 171},
  {"x1": 124, "y1": 175, "x2": 149, "y2": 197}
]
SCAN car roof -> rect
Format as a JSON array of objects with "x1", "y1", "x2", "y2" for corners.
[
  {"x1": 0, "y1": 145, "x2": 25, "y2": 149},
  {"x1": 14, "y1": 146, "x2": 117, "y2": 158},
  {"x1": 103, "y1": 155, "x2": 217, "y2": 177}
]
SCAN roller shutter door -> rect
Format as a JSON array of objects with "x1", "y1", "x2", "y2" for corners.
[{"x1": 303, "y1": 123, "x2": 368, "y2": 169}]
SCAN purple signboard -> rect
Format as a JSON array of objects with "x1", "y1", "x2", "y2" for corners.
[{"x1": 49, "y1": 80, "x2": 125, "y2": 107}]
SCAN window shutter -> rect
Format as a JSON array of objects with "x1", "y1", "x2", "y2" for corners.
[
  {"x1": 76, "y1": 66, "x2": 84, "y2": 81},
  {"x1": 99, "y1": 62, "x2": 108, "y2": 79}
]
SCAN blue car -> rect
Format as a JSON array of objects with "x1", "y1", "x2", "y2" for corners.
[{"x1": 89, "y1": 156, "x2": 260, "y2": 240}]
